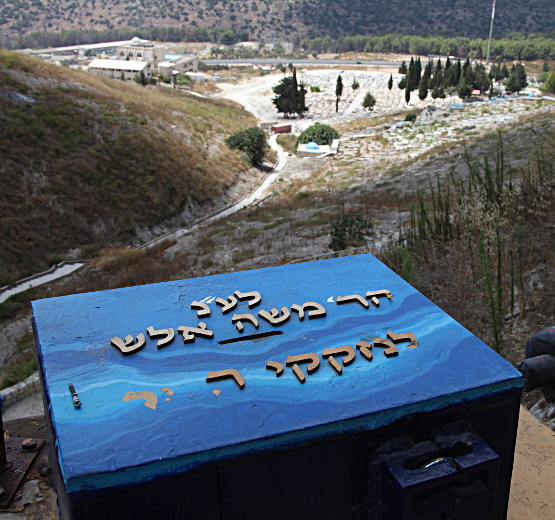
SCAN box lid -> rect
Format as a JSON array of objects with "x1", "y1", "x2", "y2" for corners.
[{"x1": 31, "y1": 255, "x2": 523, "y2": 492}]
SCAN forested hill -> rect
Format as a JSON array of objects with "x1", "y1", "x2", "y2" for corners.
[{"x1": 1, "y1": 0, "x2": 554, "y2": 45}]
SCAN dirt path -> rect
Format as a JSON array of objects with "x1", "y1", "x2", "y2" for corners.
[{"x1": 214, "y1": 73, "x2": 285, "y2": 121}]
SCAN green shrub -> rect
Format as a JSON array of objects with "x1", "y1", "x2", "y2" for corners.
[
  {"x1": 330, "y1": 213, "x2": 372, "y2": 251},
  {"x1": 405, "y1": 113, "x2": 417, "y2": 122},
  {"x1": 226, "y1": 127, "x2": 268, "y2": 164},
  {"x1": 295, "y1": 123, "x2": 339, "y2": 152}
]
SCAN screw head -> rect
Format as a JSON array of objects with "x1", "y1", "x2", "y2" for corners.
[
  {"x1": 22, "y1": 438, "x2": 38, "y2": 451},
  {"x1": 39, "y1": 466, "x2": 51, "y2": 477}
]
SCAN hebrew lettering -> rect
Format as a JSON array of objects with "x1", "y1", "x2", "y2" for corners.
[
  {"x1": 374, "y1": 338, "x2": 399, "y2": 358},
  {"x1": 286, "y1": 353, "x2": 320, "y2": 384},
  {"x1": 191, "y1": 301, "x2": 211, "y2": 318},
  {"x1": 366, "y1": 290, "x2": 394, "y2": 307},
  {"x1": 231, "y1": 314, "x2": 259, "y2": 333},
  {"x1": 387, "y1": 330, "x2": 418, "y2": 348},
  {"x1": 322, "y1": 346, "x2": 356, "y2": 374},
  {"x1": 234, "y1": 290, "x2": 262, "y2": 308},
  {"x1": 206, "y1": 369, "x2": 245, "y2": 389},
  {"x1": 356, "y1": 341, "x2": 373, "y2": 361},
  {"x1": 259, "y1": 307, "x2": 291, "y2": 326},
  {"x1": 111, "y1": 333, "x2": 146, "y2": 355},
  {"x1": 336, "y1": 294, "x2": 369, "y2": 309},
  {"x1": 146, "y1": 326, "x2": 175, "y2": 349},
  {"x1": 215, "y1": 295, "x2": 238, "y2": 314},
  {"x1": 177, "y1": 322, "x2": 214, "y2": 343},
  {"x1": 291, "y1": 302, "x2": 326, "y2": 320},
  {"x1": 266, "y1": 360, "x2": 284, "y2": 377}
]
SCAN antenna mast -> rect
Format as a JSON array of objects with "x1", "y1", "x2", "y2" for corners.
[{"x1": 486, "y1": 0, "x2": 497, "y2": 66}]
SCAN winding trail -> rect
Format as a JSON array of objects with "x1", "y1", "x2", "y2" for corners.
[
  {"x1": 141, "y1": 133, "x2": 288, "y2": 248},
  {"x1": 0, "y1": 262, "x2": 86, "y2": 305},
  {"x1": 0, "y1": 136, "x2": 288, "y2": 301}
]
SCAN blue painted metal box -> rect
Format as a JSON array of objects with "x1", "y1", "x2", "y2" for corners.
[{"x1": 31, "y1": 255, "x2": 523, "y2": 520}]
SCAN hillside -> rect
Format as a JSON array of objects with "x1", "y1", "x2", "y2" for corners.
[
  {"x1": 0, "y1": 50, "x2": 258, "y2": 285},
  {"x1": 1, "y1": 0, "x2": 555, "y2": 44}
]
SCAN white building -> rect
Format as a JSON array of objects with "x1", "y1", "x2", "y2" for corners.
[
  {"x1": 88, "y1": 59, "x2": 151, "y2": 81},
  {"x1": 158, "y1": 56, "x2": 198, "y2": 77},
  {"x1": 116, "y1": 37, "x2": 165, "y2": 65}
]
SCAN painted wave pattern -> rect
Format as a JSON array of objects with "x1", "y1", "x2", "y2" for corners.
[{"x1": 32, "y1": 256, "x2": 522, "y2": 484}]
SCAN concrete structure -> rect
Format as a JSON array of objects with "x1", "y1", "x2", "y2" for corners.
[
  {"x1": 297, "y1": 142, "x2": 330, "y2": 157},
  {"x1": 88, "y1": 59, "x2": 151, "y2": 81},
  {"x1": 296, "y1": 138, "x2": 339, "y2": 158},
  {"x1": 184, "y1": 72, "x2": 205, "y2": 82},
  {"x1": 234, "y1": 41, "x2": 260, "y2": 50},
  {"x1": 258, "y1": 120, "x2": 278, "y2": 131},
  {"x1": 116, "y1": 37, "x2": 165, "y2": 64},
  {"x1": 25, "y1": 40, "x2": 132, "y2": 57},
  {"x1": 159, "y1": 56, "x2": 198, "y2": 74}
]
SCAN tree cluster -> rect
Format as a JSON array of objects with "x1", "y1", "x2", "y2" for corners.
[
  {"x1": 400, "y1": 56, "x2": 496, "y2": 102},
  {"x1": 225, "y1": 127, "x2": 268, "y2": 165},
  {"x1": 272, "y1": 68, "x2": 308, "y2": 118},
  {"x1": 296, "y1": 31, "x2": 555, "y2": 63}
]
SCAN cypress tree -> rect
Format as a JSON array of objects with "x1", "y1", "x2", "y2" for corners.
[
  {"x1": 432, "y1": 60, "x2": 443, "y2": 90},
  {"x1": 463, "y1": 57, "x2": 471, "y2": 76},
  {"x1": 495, "y1": 61, "x2": 503, "y2": 81},
  {"x1": 464, "y1": 60, "x2": 476, "y2": 89},
  {"x1": 443, "y1": 57, "x2": 451, "y2": 87},
  {"x1": 405, "y1": 67, "x2": 411, "y2": 104},
  {"x1": 335, "y1": 74, "x2": 343, "y2": 112},
  {"x1": 418, "y1": 73, "x2": 428, "y2": 101},
  {"x1": 291, "y1": 67, "x2": 299, "y2": 116},
  {"x1": 388, "y1": 73, "x2": 393, "y2": 90},
  {"x1": 413, "y1": 57, "x2": 422, "y2": 90},
  {"x1": 454, "y1": 59, "x2": 462, "y2": 87},
  {"x1": 408, "y1": 57, "x2": 415, "y2": 90}
]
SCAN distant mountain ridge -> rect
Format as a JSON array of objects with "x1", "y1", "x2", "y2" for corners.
[{"x1": 1, "y1": 0, "x2": 554, "y2": 45}]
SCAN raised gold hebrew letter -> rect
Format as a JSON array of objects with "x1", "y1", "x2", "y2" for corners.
[
  {"x1": 322, "y1": 346, "x2": 356, "y2": 375},
  {"x1": 110, "y1": 333, "x2": 146, "y2": 355},
  {"x1": 356, "y1": 340, "x2": 373, "y2": 361},
  {"x1": 215, "y1": 295, "x2": 238, "y2": 314},
  {"x1": 258, "y1": 307, "x2": 291, "y2": 326},
  {"x1": 206, "y1": 369, "x2": 245, "y2": 389},
  {"x1": 374, "y1": 338, "x2": 399, "y2": 358},
  {"x1": 266, "y1": 360, "x2": 284, "y2": 377},
  {"x1": 234, "y1": 290, "x2": 262, "y2": 308},
  {"x1": 336, "y1": 295, "x2": 369, "y2": 309},
  {"x1": 291, "y1": 302, "x2": 327, "y2": 320},
  {"x1": 191, "y1": 301, "x2": 211, "y2": 318},
  {"x1": 366, "y1": 290, "x2": 394, "y2": 307},
  {"x1": 387, "y1": 330, "x2": 418, "y2": 349},
  {"x1": 146, "y1": 326, "x2": 175, "y2": 349},
  {"x1": 285, "y1": 353, "x2": 320, "y2": 384},
  {"x1": 177, "y1": 322, "x2": 214, "y2": 343},
  {"x1": 231, "y1": 313, "x2": 259, "y2": 333}
]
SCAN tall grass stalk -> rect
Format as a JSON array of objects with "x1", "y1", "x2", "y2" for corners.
[{"x1": 477, "y1": 228, "x2": 505, "y2": 355}]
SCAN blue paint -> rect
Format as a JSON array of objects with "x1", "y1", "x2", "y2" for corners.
[{"x1": 31, "y1": 255, "x2": 523, "y2": 493}]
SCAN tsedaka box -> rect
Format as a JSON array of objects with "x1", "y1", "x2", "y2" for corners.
[{"x1": 31, "y1": 255, "x2": 523, "y2": 520}]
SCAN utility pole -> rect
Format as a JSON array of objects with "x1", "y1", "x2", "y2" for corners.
[{"x1": 486, "y1": 0, "x2": 497, "y2": 66}]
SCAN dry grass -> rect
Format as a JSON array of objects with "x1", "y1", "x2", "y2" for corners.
[
  {"x1": 276, "y1": 134, "x2": 297, "y2": 154},
  {"x1": 0, "y1": 51, "x2": 257, "y2": 283}
]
